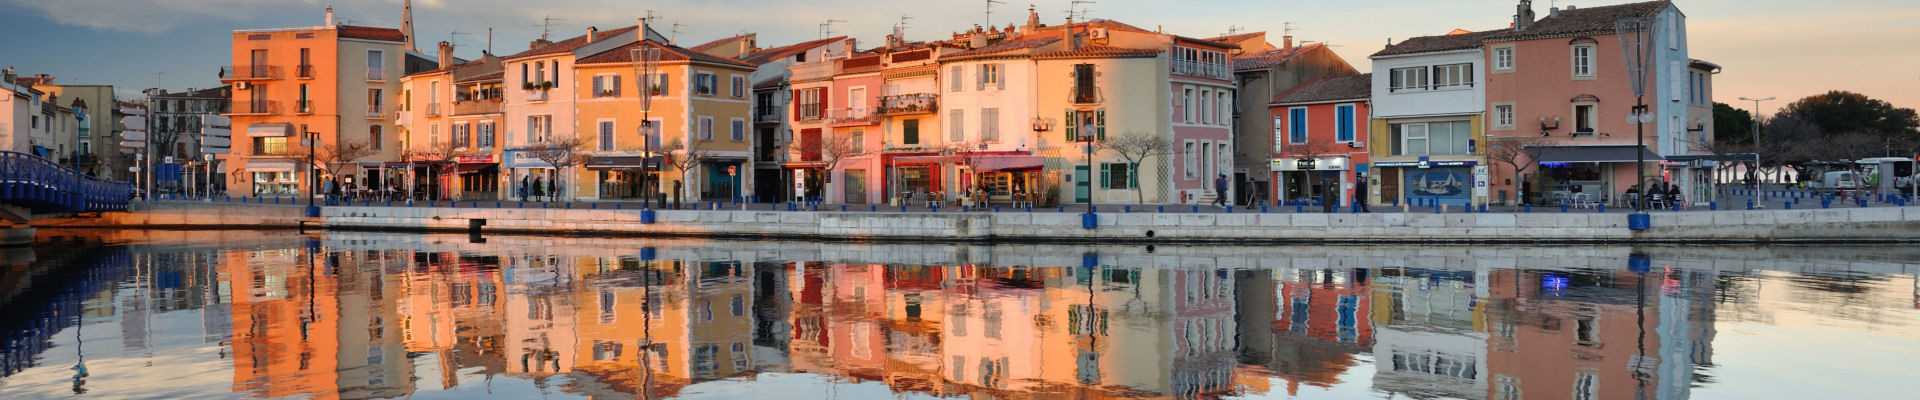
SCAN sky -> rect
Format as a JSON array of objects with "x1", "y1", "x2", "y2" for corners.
[{"x1": 1, "y1": 0, "x2": 1915, "y2": 115}]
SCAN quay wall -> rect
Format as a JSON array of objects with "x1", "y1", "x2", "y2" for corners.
[{"x1": 42, "y1": 203, "x2": 1920, "y2": 243}]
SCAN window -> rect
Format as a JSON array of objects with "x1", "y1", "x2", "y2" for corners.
[
  {"x1": 1182, "y1": 88, "x2": 1195, "y2": 122},
  {"x1": 696, "y1": 72, "x2": 718, "y2": 95},
  {"x1": 1200, "y1": 142, "x2": 1212, "y2": 179},
  {"x1": 366, "y1": 50, "x2": 384, "y2": 81},
  {"x1": 1574, "y1": 104, "x2": 1597, "y2": 134},
  {"x1": 253, "y1": 136, "x2": 289, "y2": 155},
  {"x1": 950, "y1": 65, "x2": 963, "y2": 92},
  {"x1": 367, "y1": 88, "x2": 383, "y2": 115},
  {"x1": 1219, "y1": 92, "x2": 1232, "y2": 126},
  {"x1": 730, "y1": 118, "x2": 745, "y2": 141},
  {"x1": 429, "y1": 123, "x2": 441, "y2": 149},
  {"x1": 978, "y1": 64, "x2": 1002, "y2": 90},
  {"x1": 528, "y1": 115, "x2": 552, "y2": 142},
  {"x1": 731, "y1": 75, "x2": 746, "y2": 98},
  {"x1": 1390, "y1": 67, "x2": 1429, "y2": 91},
  {"x1": 1183, "y1": 140, "x2": 1197, "y2": 179},
  {"x1": 598, "y1": 120, "x2": 615, "y2": 151},
  {"x1": 298, "y1": 84, "x2": 311, "y2": 113},
  {"x1": 521, "y1": 64, "x2": 529, "y2": 86},
  {"x1": 453, "y1": 123, "x2": 471, "y2": 148},
  {"x1": 980, "y1": 108, "x2": 1000, "y2": 141},
  {"x1": 1393, "y1": 121, "x2": 1473, "y2": 155},
  {"x1": 1573, "y1": 373, "x2": 1598, "y2": 400},
  {"x1": 1493, "y1": 104, "x2": 1516, "y2": 129},
  {"x1": 902, "y1": 119, "x2": 920, "y2": 145},
  {"x1": 1572, "y1": 44, "x2": 1596, "y2": 78},
  {"x1": 950, "y1": 109, "x2": 965, "y2": 142},
  {"x1": 592, "y1": 74, "x2": 622, "y2": 98},
  {"x1": 1336, "y1": 104, "x2": 1357, "y2": 142},
  {"x1": 477, "y1": 122, "x2": 493, "y2": 148},
  {"x1": 1103, "y1": 163, "x2": 1133, "y2": 189},
  {"x1": 797, "y1": 88, "x2": 822, "y2": 120},
  {"x1": 1288, "y1": 107, "x2": 1308, "y2": 144},
  {"x1": 1198, "y1": 89, "x2": 1211, "y2": 124},
  {"x1": 1072, "y1": 63, "x2": 1096, "y2": 103},
  {"x1": 699, "y1": 116, "x2": 714, "y2": 140},
  {"x1": 651, "y1": 72, "x2": 670, "y2": 95},
  {"x1": 1432, "y1": 63, "x2": 1474, "y2": 89},
  {"x1": 1493, "y1": 47, "x2": 1514, "y2": 71},
  {"x1": 850, "y1": 129, "x2": 864, "y2": 154},
  {"x1": 551, "y1": 61, "x2": 560, "y2": 85}
]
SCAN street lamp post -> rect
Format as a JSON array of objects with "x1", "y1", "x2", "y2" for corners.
[
  {"x1": 1739, "y1": 96, "x2": 1773, "y2": 204},
  {"x1": 1081, "y1": 125, "x2": 1095, "y2": 216},
  {"x1": 306, "y1": 131, "x2": 320, "y2": 216}
]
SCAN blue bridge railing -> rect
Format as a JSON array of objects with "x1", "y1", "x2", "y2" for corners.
[{"x1": 0, "y1": 150, "x2": 131, "y2": 213}]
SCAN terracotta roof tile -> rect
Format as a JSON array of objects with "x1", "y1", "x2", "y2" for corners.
[
  {"x1": 1233, "y1": 43, "x2": 1323, "y2": 71},
  {"x1": 739, "y1": 37, "x2": 846, "y2": 65},
  {"x1": 1371, "y1": 29, "x2": 1509, "y2": 57},
  {"x1": 1486, "y1": 1, "x2": 1672, "y2": 42},
  {"x1": 1206, "y1": 31, "x2": 1265, "y2": 45},
  {"x1": 689, "y1": 33, "x2": 752, "y2": 52},
  {"x1": 1032, "y1": 44, "x2": 1163, "y2": 60},
  {"x1": 576, "y1": 40, "x2": 753, "y2": 68},
  {"x1": 1272, "y1": 74, "x2": 1371, "y2": 105},
  {"x1": 504, "y1": 25, "x2": 640, "y2": 60},
  {"x1": 337, "y1": 25, "x2": 407, "y2": 42},
  {"x1": 939, "y1": 36, "x2": 1061, "y2": 62}
]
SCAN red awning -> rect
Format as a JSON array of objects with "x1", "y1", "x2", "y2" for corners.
[
  {"x1": 450, "y1": 163, "x2": 496, "y2": 174},
  {"x1": 893, "y1": 155, "x2": 961, "y2": 166},
  {"x1": 972, "y1": 155, "x2": 1045, "y2": 172}
]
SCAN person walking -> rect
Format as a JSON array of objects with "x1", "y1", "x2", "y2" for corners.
[
  {"x1": 1356, "y1": 173, "x2": 1371, "y2": 212},
  {"x1": 518, "y1": 175, "x2": 529, "y2": 201},
  {"x1": 1212, "y1": 174, "x2": 1229, "y2": 209}
]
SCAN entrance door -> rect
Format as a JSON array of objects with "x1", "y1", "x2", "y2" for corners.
[
  {"x1": 1381, "y1": 169, "x2": 1400, "y2": 204},
  {"x1": 1074, "y1": 166, "x2": 1090, "y2": 203},
  {"x1": 844, "y1": 169, "x2": 867, "y2": 204}
]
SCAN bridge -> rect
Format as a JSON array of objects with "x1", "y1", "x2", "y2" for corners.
[{"x1": 2, "y1": 150, "x2": 131, "y2": 244}]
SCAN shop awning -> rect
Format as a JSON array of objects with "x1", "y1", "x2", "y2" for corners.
[
  {"x1": 972, "y1": 155, "x2": 1045, "y2": 172},
  {"x1": 893, "y1": 155, "x2": 961, "y2": 166},
  {"x1": 31, "y1": 146, "x2": 49, "y2": 157},
  {"x1": 1536, "y1": 145, "x2": 1666, "y2": 164},
  {"x1": 247, "y1": 159, "x2": 297, "y2": 172},
  {"x1": 450, "y1": 163, "x2": 496, "y2": 175},
  {"x1": 585, "y1": 155, "x2": 663, "y2": 170},
  {"x1": 247, "y1": 123, "x2": 293, "y2": 137}
]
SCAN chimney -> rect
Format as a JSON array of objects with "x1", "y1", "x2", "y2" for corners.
[
  {"x1": 1283, "y1": 35, "x2": 1294, "y2": 49},
  {"x1": 1024, "y1": 5, "x2": 1039, "y2": 34},
  {"x1": 1516, "y1": 0, "x2": 1536, "y2": 31},
  {"x1": 587, "y1": 27, "x2": 598, "y2": 42},
  {"x1": 325, "y1": 4, "x2": 335, "y2": 27},
  {"x1": 437, "y1": 41, "x2": 453, "y2": 69},
  {"x1": 528, "y1": 38, "x2": 553, "y2": 50},
  {"x1": 638, "y1": 17, "x2": 649, "y2": 42},
  {"x1": 1549, "y1": 7, "x2": 1560, "y2": 19}
]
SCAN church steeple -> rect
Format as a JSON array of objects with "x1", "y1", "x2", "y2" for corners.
[{"x1": 402, "y1": 0, "x2": 417, "y2": 52}]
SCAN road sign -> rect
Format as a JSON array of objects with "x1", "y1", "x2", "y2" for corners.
[
  {"x1": 121, "y1": 131, "x2": 148, "y2": 141},
  {"x1": 202, "y1": 136, "x2": 232, "y2": 146},
  {"x1": 201, "y1": 147, "x2": 232, "y2": 154},
  {"x1": 728, "y1": 166, "x2": 737, "y2": 175},
  {"x1": 202, "y1": 114, "x2": 231, "y2": 126},
  {"x1": 120, "y1": 140, "x2": 147, "y2": 148},
  {"x1": 120, "y1": 115, "x2": 147, "y2": 131},
  {"x1": 203, "y1": 127, "x2": 232, "y2": 138}
]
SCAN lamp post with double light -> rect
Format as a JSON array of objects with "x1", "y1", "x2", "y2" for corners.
[{"x1": 1739, "y1": 96, "x2": 1773, "y2": 204}]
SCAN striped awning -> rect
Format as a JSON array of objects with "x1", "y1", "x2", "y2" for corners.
[{"x1": 247, "y1": 123, "x2": 293, "y2": 137}]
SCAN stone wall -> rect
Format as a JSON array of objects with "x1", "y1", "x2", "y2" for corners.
[
  {"x1": 53, "y1": 202, "x2": 1920, "y2": 243},
  {"x1": 34, "y1": 201, "x2": 307, "y2": 229}
]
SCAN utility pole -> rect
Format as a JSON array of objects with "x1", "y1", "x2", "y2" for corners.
[{"x1": 1739, "y1": 96, "x2": 1774, "y2": 205}]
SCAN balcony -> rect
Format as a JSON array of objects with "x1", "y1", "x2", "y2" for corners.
[
  {"x1": 396, "y1": 111, "x2": 411, "y2": 125},
  {"x1": 525, "y1": 89, "x2": 549, "y2": 103},
  {"x1": 452, "y1": 99, "x2": 501, "y2": 116},
  {"x1": 291, "y1": 100, "x2": 314, "y2": 115},
  {"x1": 877, "y1": 94, "x2": 938, "y2": 116},
  {"x1": 827, "y1": 107, "x2": 879, "y2": 127},
  {"x1": 425, "y1": 102, "x2": 441, "y2": 117},
  {"x1": 366, "y1": 106, "x2": 389, "y2": 120},
  {"x1": 755, "y1": 107, "x2": 784, "y2": 124},
  {"x1": 296, "y1": 64, "x2": 314, "y2": 79},
  {"x1": 1171, "y1": 60, "x2": 1232, "y2": 80},
  {"x1": 366, "y1": 68, "x2": 387, "y2": 82},
  {"x1": 1071, "y1": 85, "x2": 1104, "y2": 105},
  {"x1": 231, "y1": 100, "x2": 280, "y2": 115},
  {"x1": 221, "y1": 65, "x2": 282, "y2": 81}
]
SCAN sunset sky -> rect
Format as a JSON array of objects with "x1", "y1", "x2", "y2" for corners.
[{"x1": 2, "y1": 0, "x2": 1914, "y2": 115}]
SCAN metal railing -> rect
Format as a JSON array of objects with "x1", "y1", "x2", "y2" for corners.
[
  {"x1": 1171, "y1": 60, "x2": 1232, "y2": 80},
  {"x1": 797, "y1": 104, "x2": 823, "y2": 122},
  {"x1": 366, "y1": 68, "x2": 386, "y2": 81},
  {"x1": 232, "y1": 100, "x2": 280, "y2": 115},
  {"x1": 426, "y1": 102, "x2": 441, "y2": 117},
  {"x1": 0, "y1": 150, "x2": 131, "y2": 212},
  {"x1": 296, "y1": 64, "x2": 314, "y2": 79},
  {"x1": 828, "y1": 107, "x2": 879, "y2": 126},
  {"x1": 221, "y1": 65, "x2": 282, "y2": 80},
  {"x1": 756, "y1": 107, "x2": 784, "y2": 123},
  {"x1": 1071, "y1": 85, "x2": 1103, "y2": 105},
  {"x1": 293, "y1": 100, "x2": 314, "y2": 114}
]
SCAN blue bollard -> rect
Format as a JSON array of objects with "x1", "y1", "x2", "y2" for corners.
[
  {"x1": 901, "y1": 205, "x2": 908, "y2": 212},
  {"x1": 430, "y1": 199, "x2": 436, "y2": 207},
  {"x1": 995, "y1": 205, "x2": 1001, "y2": 212},
  {"x1": 1598, "y1": 203, "x2": 1605, "y2": 213},
  {"x1": 872, "y1": 205, "x2": 878, "y2": 212},
  {"x1": 1158, "y1": 205, "x2": 1166, "y2": 213},
  {"x1": 1059, "y1": 205, "x2": 1066, "y2": 213},
  {"x1": 1562, "y1": 204, "x2": 1569, "y2": 213},
  {"x1": 1523, "y1": 204, "x2": 1531, "y2": 213},
  {"x1": 1435, "y1": 203, "x2": 1442, "y2": 214},
  {"x1": 1710, "y1": 202, "x2": 1717, "y2": 211},
  {"x1": 1262, "y1": 205, "x2": 1269, "y2": 213},
  {"x1": 1747, "y1": 199, "x2": 1754, "y2": 210},
  {"x1": 591, "y1": 203, "x2": 597, "y2": 209},
  {"x1": 841, "y1": 205, "x2": 848, "y2": 211},
  {"x1": 1026, "y1": 205, "x2": 1033, "y2": 212},
  {"x1": 1296, "y1": 205, "x2": 1303, "y2": 213},
  {"x1": 1785, "y1": 201, "x2": 1792, "y2": 210},
  {"x1": 931, "y1": 205, "x2": 938, "y2": 212},
  {"x1": 1859, "y1": 198, "x2": 1868, "y2": 208},
  {"x1": 1226, "y1": 205, "x2": 1233, "y2": 213},
  {"x1": 1124, "y1": 205, "x2": 1131, "y2": 213},
  {"x1": 1194, "y1": 205, "x2": 1201, "y2": 213},
  {"x1": 1479, "y1": 204, "x2": 1487, "y2": 213}
]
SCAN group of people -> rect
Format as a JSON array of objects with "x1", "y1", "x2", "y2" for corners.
[
  {"x1": 517, "y1": 175, "x2": 561, "y2": 202},
  {"x1": 1625, "y1": 181, "x2": 1685, "y2": 208},
  {"x1": 1209, "y1": 173, "x2": 1372, "y2": 212}
]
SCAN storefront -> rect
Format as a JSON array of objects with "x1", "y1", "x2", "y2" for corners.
[
  {"x1": 1530, "y1": 145, "x2": 1664, "y2": 206},
  {"x1": 503, "y1": 149, "x2": 558, "y2": 201},
  {"x1": 585, "y1": 155, "x2": 662, "y2": 200},
  {"x1": 964, "y1": 155, "x2": 1044, "y2": 206},
  {"x1": 1375, "y1": 159, "x2": 1476, "y2": 207},
  {"x1": 246, "y1": 159, "x2": 300, "y2": 196},
  {"x1": 703, "y1": 158, "x2": 746, "y2": 201},
  {"x1": 890, "y1": 155, "x2": 951, "y2": 205},
  {"x1": 1270, "y1": 156, "x2": 1351, "y2": 205},
  {"x1": 449, "y1": 155, "x2": 500, "y2": 200}
]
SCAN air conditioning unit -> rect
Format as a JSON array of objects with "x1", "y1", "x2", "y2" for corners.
[
  {"x1": 234, "y1": 82, "x2": 251, "y2": 90},
  {"x1": 1350, "y1": 141, "x2": 1366, "y2": 148},
  {"x1": 1089, "y1": 28, "x2": 1109, "y2": 40}
]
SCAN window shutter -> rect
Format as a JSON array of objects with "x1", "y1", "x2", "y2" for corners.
[
  {"x1": 1095, "y1": 108, "x2": 1107, "y2": 140},
  {"x1": 1127, "y1": 164, "x2": 1138, "y2": 188},
  {"x1": 995, "y1": 64, "x2": 1006, "y2": 90},
  {"x1": 977, "y1": 65, "x2": 987, "y2": 91},
  {"x1": 613, "y1": 75, "x2": 622, "y2": 96},
  {"x1": 1064, "y1": 110, "x2": 1077, "y2": 142},
  {"x1": 792, "y1": 91, "x2": 801, "y2": 120},
  {"x1": 950, "y1": 66, "x2": 962, "y2": 92},
  {"x1": 593, "y1": 77, "x2": 604, "y2": 97},
  {"x1": 1099, "y1": 164, "x2": 1110, "y2": 190},
  {"x1": 658, "y1": 73, "x2": 670, "y2": 94}
]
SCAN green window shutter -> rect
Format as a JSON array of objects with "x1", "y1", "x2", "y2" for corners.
[
  {"x1": 1064, "y1": 110, "x2": 1077, "y2": 142},
  {"x1": 1096, "y1": 108, "x2": 1107, "y2": 140},
  {"x1": 1128, "y1": 163, "x2": 1138, "y2": 188},
  {"x1": 1099, "y1": 163, "x2": 1110, "y2": 190}
]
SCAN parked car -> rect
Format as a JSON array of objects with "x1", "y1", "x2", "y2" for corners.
[{"x1": 1808, "y1": 171, "x2": 1859, "y2": 193}]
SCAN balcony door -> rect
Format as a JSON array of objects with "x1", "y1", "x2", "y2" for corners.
[
  {"x1": 250, "y1": 49, "x2": 268, "y2": 77},
  {"x1": 849, "y1": 87, "x2": 866, "y2": 117}
]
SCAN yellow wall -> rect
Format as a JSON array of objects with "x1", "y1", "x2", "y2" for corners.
[{"x1": 1034, "y1": 57, "x2": 1170, "y2": 203}]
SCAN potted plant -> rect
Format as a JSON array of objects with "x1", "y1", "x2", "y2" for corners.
[
  {"x1": 522, "y1": 82, "x2": 535, "y2": 90},
  {"x1": 601, "y1": 89, "x2": 615, "y2": 97},
  {"x1": 540, "y1": 81, "x2": 555, "y2": 90}
]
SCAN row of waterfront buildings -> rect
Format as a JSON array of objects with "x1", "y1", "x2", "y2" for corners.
[{"x1": 204, "y1": 0, "x2": 1719, "y2": 208}]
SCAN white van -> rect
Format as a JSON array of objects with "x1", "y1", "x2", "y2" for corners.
[{"x1": 1812, "y1": 171, "x2": 1858, "y2": 191}]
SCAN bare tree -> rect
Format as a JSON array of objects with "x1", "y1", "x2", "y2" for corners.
[
  {"x1": 807, "y1": 133, "x2": 860, "y2": 202},
  {"x1": 529, "y1": 135, "x2": 591, "y2": 201},
  {"x1": 1688, "y1": 134, "x2": 1743, "y2": 186},
  {"x1": 1097, "y1": 131, "x2": 1174, "y2": 204},
  {"x1": 314, "y1": 139, "x2": 378, "y2": 190},
  {"x1": 1485, "y1": 137, "x2": 1565, "y2": 204},
  {"x1": 663, "y1": 137, "x2": 711, "y2": 205},
  {"x1": 945, "y1": 140, "x2": 991, "y2": 199}
]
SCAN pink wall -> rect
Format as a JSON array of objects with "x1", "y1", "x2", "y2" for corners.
[
  {"x1": 1271, "y1": 101, "x2": 1371, "y2": 204},
  {"x1": 1486, "y1": 35, "x2": 1638, "y2": 140}
]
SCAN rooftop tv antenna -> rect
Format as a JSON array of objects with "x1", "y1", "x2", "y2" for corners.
[
  {"x1": 670, "y1": 21, "x2": 687, "y2": 43},
  {"x1": 533, "y1": 15, "x2": 566, "y2": 41},
  {"x1": 1067, "y1": 0, "x2": 1097, "y2": 21},
  {"x1": 896, "y1": 15, "x2": 914, "y2": 33},
  {"x1": 447, "y1": 29, "x2": 471, "y2": 50},
  {"x1": 984, "y1": 0, "x2": 1006, "y2": 27},
  {"x1": 1220, "y1": 25, "x2": 1243, "y2": 37},
  {"x1": 1283, "y1": 22, "x2": 1296, "y2": 37},
  {"x1": 819, "y1": 19, "x2": 845, "y2": 39}
]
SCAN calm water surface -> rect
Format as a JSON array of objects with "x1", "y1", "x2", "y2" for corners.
[{"x1": 2, "y1": 230, "x2": 1917, "y2": 399}]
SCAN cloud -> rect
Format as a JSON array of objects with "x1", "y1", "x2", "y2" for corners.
[{"x1": 1, "y1": 0, "x2": 280, "y2": 34}]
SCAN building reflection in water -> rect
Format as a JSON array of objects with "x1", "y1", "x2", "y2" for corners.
[{"x1": 5, "y1": 233, "x2": 1920, "y2": 399}]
